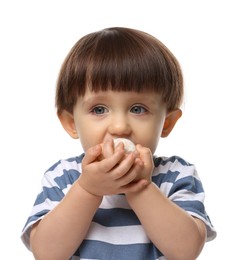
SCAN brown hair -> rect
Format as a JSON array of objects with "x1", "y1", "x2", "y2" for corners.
[{"x1": 56, "y1": 27, "x2": 183, "y2": 114}]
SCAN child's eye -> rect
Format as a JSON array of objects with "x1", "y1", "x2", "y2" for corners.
[
  {"x1": 91, "y1": 106, "x2": 108, "y2": 115},
  {"x1": 130, "y1": 105, "x2": 147, "y2": 114}
]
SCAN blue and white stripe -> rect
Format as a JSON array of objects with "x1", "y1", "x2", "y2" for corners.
[{"x1": 21, "y1": 154, "x2": 216, "y2": 259}]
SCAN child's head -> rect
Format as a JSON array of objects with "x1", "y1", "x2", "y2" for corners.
[
  {"x1": 56, "y1": 27, "x2": 183, "y2": 153},
  {"x1": 56, "y1": 27, "x2": 183, "y2": 115}
]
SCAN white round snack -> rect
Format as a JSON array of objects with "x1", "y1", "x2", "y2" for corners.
[{"x1": 113, "y1": 138, "x2": 136, "y2": 153}]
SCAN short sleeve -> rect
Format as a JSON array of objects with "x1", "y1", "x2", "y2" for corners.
[
  {"x1": 21, "y1": 156, "x2": 82, "y2": 250},
  {"x1": 152, "y1": 156, "x2": 216, "y2": 242}
]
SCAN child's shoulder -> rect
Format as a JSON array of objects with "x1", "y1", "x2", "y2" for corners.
[
  {"x1": 45, "y1": 154, "x2": 85, "y2": 171},
  {"x1": 152, "y1": 155, "x2": 202, "y2": 195},
  {"x1": 152, "y1": 155, "x2": 198, "y2": 181},
  {"x1": 153, "y1": 155, "x2": 194, "y2": 168},
  {"x1": 42, "y1": 154, "x2": 85, "y2": 180}
]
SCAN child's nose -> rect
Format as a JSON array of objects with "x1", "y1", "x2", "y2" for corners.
[{"x1": 108, "y1": 115, "x2": 131, "y2": 136}]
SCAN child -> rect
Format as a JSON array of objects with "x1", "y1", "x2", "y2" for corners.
[{"x1": 21, "y1": 27, "x2": 216, "y2": 259}]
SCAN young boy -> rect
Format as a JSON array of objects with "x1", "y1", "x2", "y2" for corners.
[{"x1": 21, "y1": 27, "x2": 216, "y2": 259}]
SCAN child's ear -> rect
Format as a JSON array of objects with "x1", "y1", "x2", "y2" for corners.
[
  {"x1": 58, "y1": 110, "x2": 79, "y2": 139},
  {"x1": 161, "y1": 109, "x2": 182, "y2": 137}
]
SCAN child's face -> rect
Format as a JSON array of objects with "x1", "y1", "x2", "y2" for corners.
[{"x1": 70, "y1": 89, "x2": 168, "y2": 154}]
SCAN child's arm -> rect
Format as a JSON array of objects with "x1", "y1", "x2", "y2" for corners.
[
  {"x1": 30, "y1": 142, "x2": 147, "y2": 260},
  {"x1": 126, "y1": 146, "x2": 206, "y2": 260},
  {"x1": 30, "y1": 181, "x2": 102, "y2": 260}
]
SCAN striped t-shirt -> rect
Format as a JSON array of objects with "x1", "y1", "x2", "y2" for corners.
[{"x1": 21, "y1": 154, "x2": 216, "y2": 259}]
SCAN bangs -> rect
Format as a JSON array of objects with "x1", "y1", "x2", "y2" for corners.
[
  {"x1": 86, "y1": 30, "x2": 168, "y2": 93},
  {"x1": 56, "y1": 27, "x2": 183, "y2": 113},
  {"x1": 79, "y1": 28, "x2": 176, "y2": 94}
]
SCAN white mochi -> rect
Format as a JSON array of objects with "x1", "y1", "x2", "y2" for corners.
[{"x1": 113, "y1": 138, "x2": 136, "y2": 153}]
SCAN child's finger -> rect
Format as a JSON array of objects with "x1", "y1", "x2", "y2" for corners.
[
  {"x1": 136, "y1": 145, "x2": 153, "y2": 165},
  {"x1": 102, "y1": 139, "x2": 114, "y2": 158},
  {"x1": 82, "y1": 145, "x2": 102, "y2": 165},
  {"x1": 110, "y1": 152, "x2": 136, "y2": 180},
  {"x1": 98, "y1": 148, "x2": 125, "y2": 172},
  {"x1": 135, "y1": 145, "x2": 154, "y2": 179}
]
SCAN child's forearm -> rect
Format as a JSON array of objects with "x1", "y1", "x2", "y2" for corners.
[
  {"x1": 126, "y1": 183, "x2": 206, "y2": 260},
  {"x1": 30, "y1": 181, "x2": 102, "y2": 260}
]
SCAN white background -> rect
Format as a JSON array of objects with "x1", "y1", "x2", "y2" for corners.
[{"x1": 0, "y1": 0, "x2": 237, "y2": 259}]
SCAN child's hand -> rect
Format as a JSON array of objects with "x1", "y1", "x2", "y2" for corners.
[{"x1": 78, "y1": 140, "x2": 148, "y2": 196}]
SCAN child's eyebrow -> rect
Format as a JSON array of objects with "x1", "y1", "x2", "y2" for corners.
[{"x1": 81, "y1": 94, "x2": 109, "y2": 106}]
